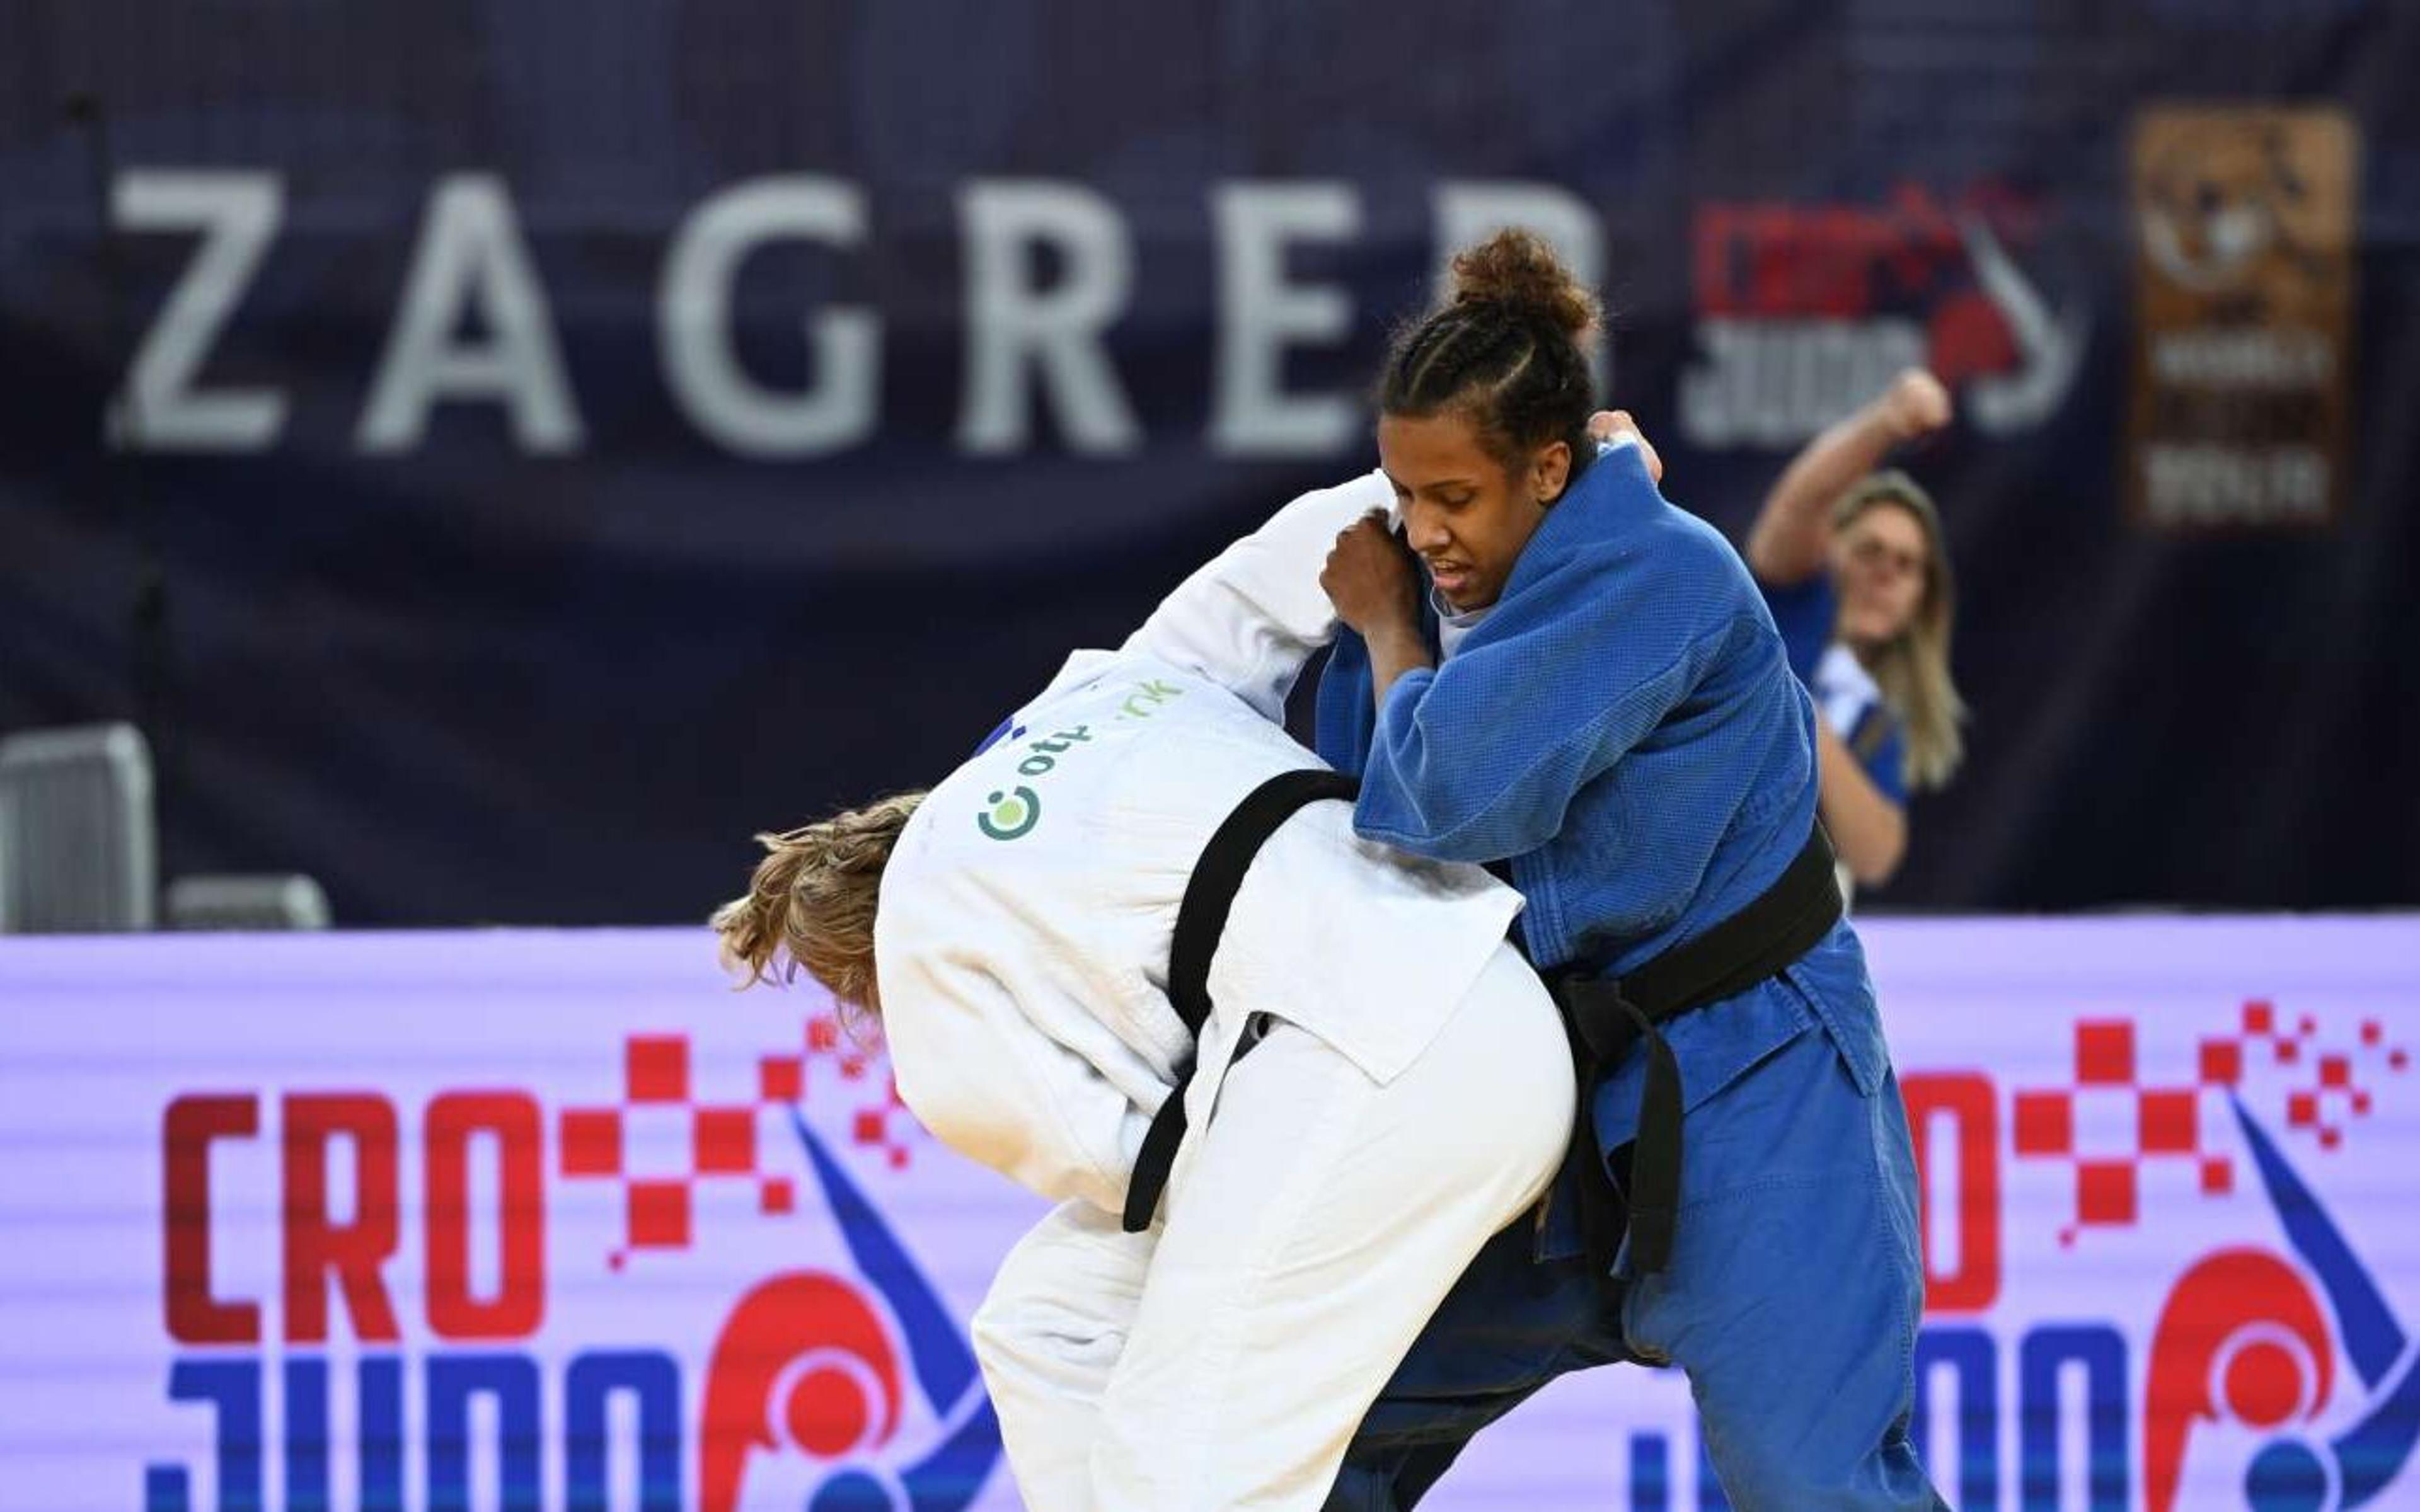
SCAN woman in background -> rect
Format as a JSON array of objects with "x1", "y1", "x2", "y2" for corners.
[{"x1": 1731, "y1": 368, "x2": 1967, "y2": 893}]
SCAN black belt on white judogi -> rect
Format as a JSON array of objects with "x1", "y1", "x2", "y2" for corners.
[{"x1": 1121, "y1": 769, "x2": 1361, "y2": 1234}]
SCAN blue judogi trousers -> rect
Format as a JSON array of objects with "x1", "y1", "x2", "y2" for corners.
[{"x1": 1324, "y1": 1022, "x2": 1947, "y2": 1511}]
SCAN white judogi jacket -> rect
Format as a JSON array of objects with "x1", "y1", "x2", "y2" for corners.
[{"x1": 873, "y1": 472, "x2": 1525, "y2": 1216}]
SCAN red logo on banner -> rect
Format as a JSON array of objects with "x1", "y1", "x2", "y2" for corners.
[
  {"x1": 700, "y1": 1273, "x2": 906, "y2": 1512},
  {"x1": 2145, "y1": 1249, "x2": 2334, "y2": 1512}
]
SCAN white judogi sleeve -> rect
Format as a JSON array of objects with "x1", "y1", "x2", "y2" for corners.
[
  {"x1": 1119, "y1": 470, "x2": 1393, "y2": 722},
  {"x1": 1812, "y1": 642, "x2": 1885, "y2": 739}
]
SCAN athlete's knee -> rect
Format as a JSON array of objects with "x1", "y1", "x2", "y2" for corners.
[
  {"x1": 972, "y1": 1257, "x2": 1126, "y2": 1389},
  {"x1": 967, "y1": 1281, "x2": 1025, "y2": 1379},
  {"x1": 971, "y1": 1271, "x2": 1059, "y2": 1375},
  {"x1": 1704, "y1": 1424, "x2": 1941, "y2": 1512}
]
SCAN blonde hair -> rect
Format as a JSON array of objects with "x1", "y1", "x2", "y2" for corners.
[
  {"x1": 1836, "y1": 472, "x2": 1966, "y2": 791},
  {"x1": 710, "y1": 791, "x2": 926, "y2": 1033}
]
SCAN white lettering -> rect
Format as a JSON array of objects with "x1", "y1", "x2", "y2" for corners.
[
  {"x1": 1679, "y1": 318, "x2": 1925, "y2": 448},
  {"x1": 359, "y1": 175, "x2": 584, "y2": 454},
  {"x1": 110, "y1": 171, "x2": 286, "y2": 452},
  {"x1": 2142, "y1": 445, "x2": 2329, "y2": 526},
  {"x1": 660, "y1": 177, "x2": 877, "y2": 457},
  {"x1": 1208, "y1": 182, "x2": 1362, "y2": 457},
  {"x1": 2150, "y1": 329, "x2": 2334, "y2": 389},
  {"x1": 955, "y1": 181, "x2": 1139, "y2": 455}
]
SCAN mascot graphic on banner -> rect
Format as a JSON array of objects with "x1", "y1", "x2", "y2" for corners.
[{"x1": 2142, "y1": 1103, "x2": 2418, "y2": 1511}]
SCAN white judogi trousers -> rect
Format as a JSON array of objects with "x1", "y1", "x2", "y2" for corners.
[{"x1": 969, "y1": 944, "x2": 1570, "y2": 1511}]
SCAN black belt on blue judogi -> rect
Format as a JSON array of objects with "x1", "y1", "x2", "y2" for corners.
[
  {"x1": 1547, "y1": 823, "x2": 1844, "y2": 1277},
  {"x1": 1121, "y1": 769, "x2": 1362, "y2": 1234}
]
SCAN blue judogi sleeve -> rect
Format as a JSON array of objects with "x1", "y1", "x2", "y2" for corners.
[{"x1": 1350, "y1": 596, "x2": 1741, "y2": 862}]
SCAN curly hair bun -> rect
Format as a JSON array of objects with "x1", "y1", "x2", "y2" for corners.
[{"x1": 1450, "y1": 228, "x2": 1601, "y2": 345}]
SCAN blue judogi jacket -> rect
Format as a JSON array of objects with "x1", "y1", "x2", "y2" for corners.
[{"x1": 1313, "y1": 443, "x2": 1891, "y2": 1254}]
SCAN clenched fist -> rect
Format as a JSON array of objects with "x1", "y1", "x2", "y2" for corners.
[
  {"x1": 1322, "y1": 512, "x2": 1422, "y2": 640},
  {"x1": 1877, "y1": 369, "x2": 1952, "y2": 442},
  {"x1": 1582, "y1": 409, "x2": 1666, "y2": 482}
]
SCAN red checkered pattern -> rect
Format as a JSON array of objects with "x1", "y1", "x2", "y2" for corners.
[
  {"x1": 2207, "y1": 1000, "x2": 2406, "y2": 1155},
  {"x1": 559, "y1": 1013, "x2": 932, "y2": 1266},
  {"x1": 2013, "y1": 1001, "x2": 2409, "y2": 1247}
]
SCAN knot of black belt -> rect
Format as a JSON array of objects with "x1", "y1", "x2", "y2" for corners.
[{"x1": 1547, "y1": 823, "x2": 1845, "y2": 1276}]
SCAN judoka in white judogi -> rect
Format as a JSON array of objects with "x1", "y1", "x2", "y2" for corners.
[{"x1": 872, "y1": 472, "x2": 1572, "y2": 1510}]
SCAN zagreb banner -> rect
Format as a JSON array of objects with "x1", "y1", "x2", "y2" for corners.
[
  {"x1": 1, "y1": 917, "x2": 2414, "y2": 1511},
  {"x1": 6, "y1": 4, "x2": 2419, "y2": 927}
]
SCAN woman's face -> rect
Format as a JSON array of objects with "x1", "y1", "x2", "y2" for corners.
[
  {"x1": 1376, "y1": 411, "x2": 1565, "y2": 612},
  {"x1": 1831, "y1": 500, "x2": 1930, "y2": 650}
]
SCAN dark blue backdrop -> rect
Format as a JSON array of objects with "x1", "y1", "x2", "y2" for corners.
[{"x1": 3, "y1": 0, "x2": 2414, "y2": 923}]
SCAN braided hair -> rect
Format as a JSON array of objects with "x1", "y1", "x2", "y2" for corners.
[{"x1": 1379, "y1": 229, "x2": 1601, "y2": 480}]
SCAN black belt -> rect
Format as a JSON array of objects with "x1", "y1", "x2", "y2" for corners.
[
  {"x1": 1122, "y1": 769, "x2": 1361, "y2": 1233},
  {"x1": 1548, "y1": 823, "x2": 1843, "y2": 1276}
]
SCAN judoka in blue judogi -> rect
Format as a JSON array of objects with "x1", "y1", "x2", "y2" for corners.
[{"x1": 1311, "y1": 229, "x2": 1947, "y2": 1511}]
